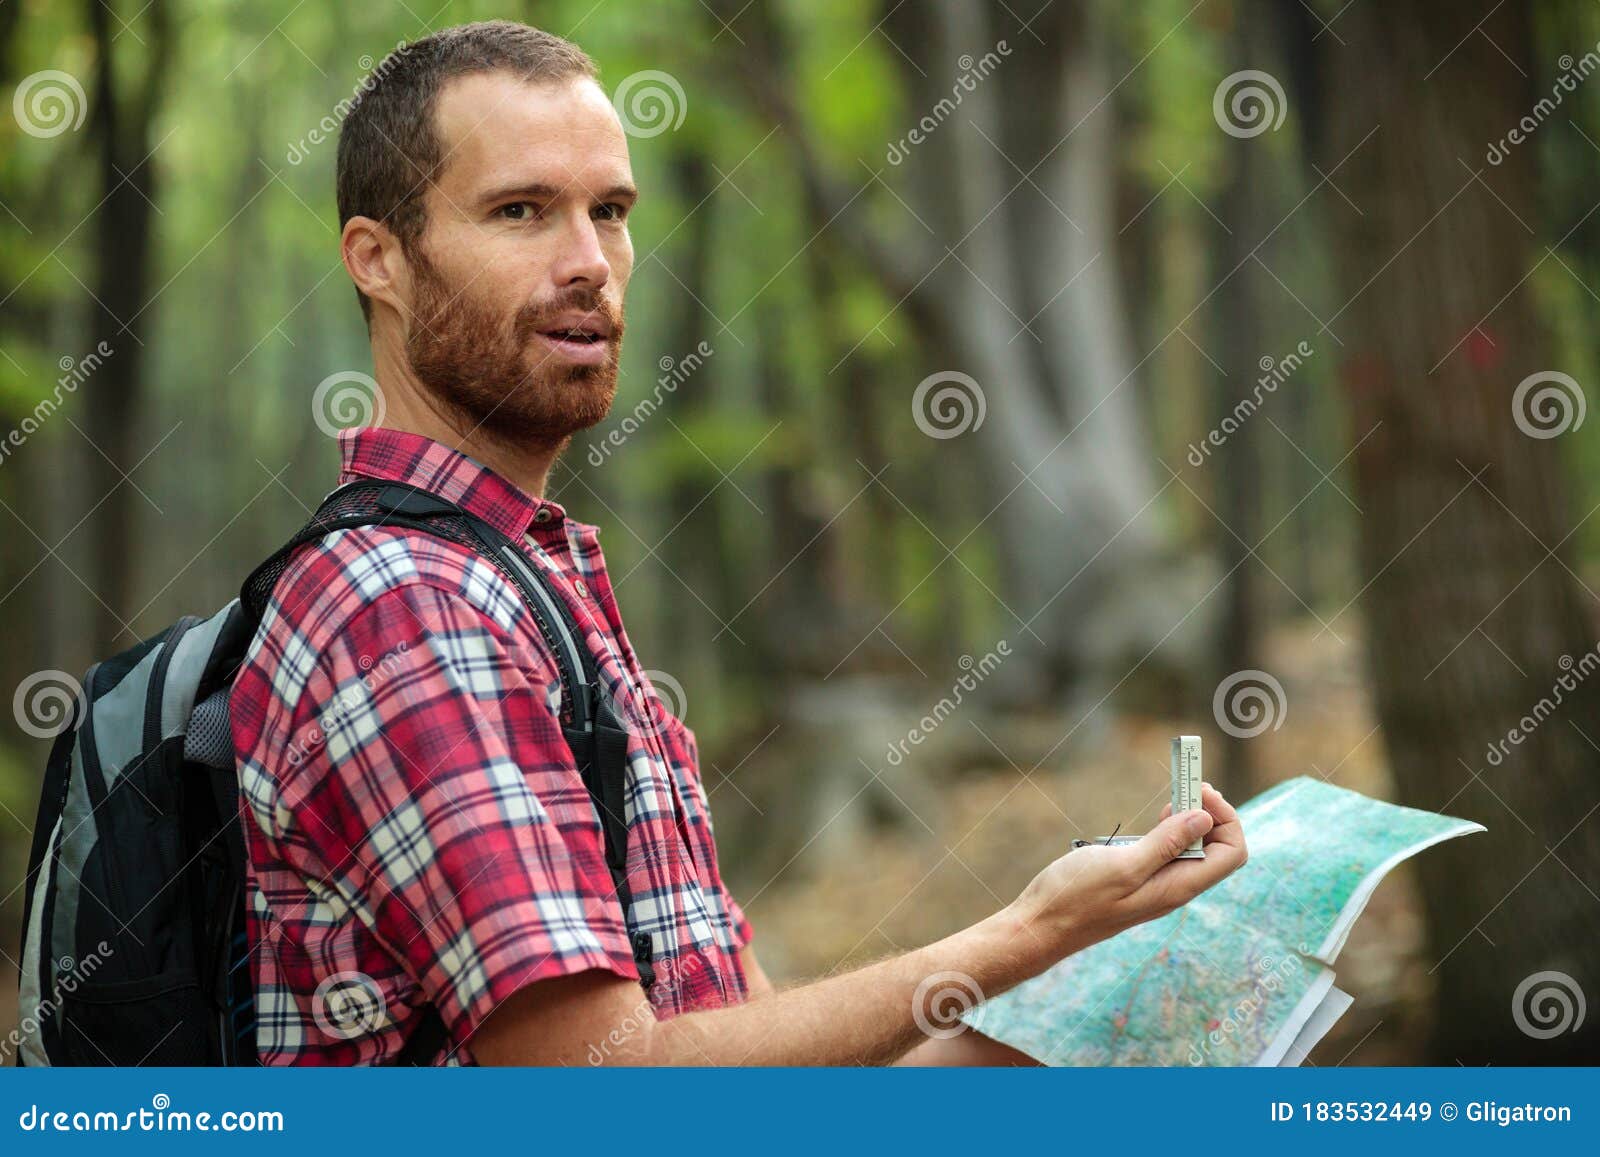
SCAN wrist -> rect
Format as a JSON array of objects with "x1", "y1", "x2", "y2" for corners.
[
  {"x1": 999, "y1": 889, "x2": 1092, "y2": 975},
  {"x1": 960, "y1": 902, "x2": 1069, "y2": 993}
]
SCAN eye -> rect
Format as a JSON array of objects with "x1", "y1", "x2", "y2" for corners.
[
  {"x1": 499, "y1": 201, "x2": 540, "y2": 221},
  {"x1": 594, "y1": 202, "x2": 629, "y2": 222}
]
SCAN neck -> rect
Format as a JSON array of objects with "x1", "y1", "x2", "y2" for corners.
[{"x1": 369, "y1": 337, "x2": 564, "y2": 499}]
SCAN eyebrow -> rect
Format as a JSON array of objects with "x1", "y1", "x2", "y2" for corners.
[{"x1": 476, "y1": 180, "x2": 638, "y2": 207}]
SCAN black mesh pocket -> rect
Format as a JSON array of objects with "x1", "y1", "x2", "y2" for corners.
[{"x1": 60, "y1": 972, "x2": 217, "y2": 1066}]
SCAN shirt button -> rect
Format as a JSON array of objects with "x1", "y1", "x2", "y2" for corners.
[
  {"x1": 532, "y1": 507, "x2": 553, "y2": 524},
  {"x1": 574, "y1": 579, "x2": 589, "y2": 598}
]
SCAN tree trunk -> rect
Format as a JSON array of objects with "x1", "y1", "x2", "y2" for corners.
[
  {"x1": 83, "y1": 0, "x2": 172, "y2": 650},
  {"x1": 725, "y1": 0, "x2": 1194, "y2": 708},
  {"x1": 1323, "y1": 1, "x2": 1600, "y2": 1063},
  {"x1": 1211, "y1": 43, "x2": 1268, "y2": 798}
]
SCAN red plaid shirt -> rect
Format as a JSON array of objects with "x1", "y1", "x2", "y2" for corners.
[{"x1": 230, "y1": 426, "x2": 752, "y2": 1064}]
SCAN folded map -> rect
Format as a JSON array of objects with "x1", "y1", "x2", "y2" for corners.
[{"x1": 963, "y1": 776, "x2": 1485, "y2": 1065}]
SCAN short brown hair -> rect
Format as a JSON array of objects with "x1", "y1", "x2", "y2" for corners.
[{"x1": 336, "y1": 20, "x2": 599, "y2": 324}]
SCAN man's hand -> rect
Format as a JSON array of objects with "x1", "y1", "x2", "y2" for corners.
[
  {"x1": 1010, "y1": 782, "x2": 1247, "y2": 959},
  {"x1": 471, "y1": 782, "x2": 1247, "y2": 1066}
]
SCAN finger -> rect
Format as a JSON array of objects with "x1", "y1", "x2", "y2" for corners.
[
  {"x1": 1128, "y1": 809, "x2": 1213, "y2": 880},
  {"x1": 1199, "y1": 782, "x2": 1240, "y2": 826},
  {"x1": 1158, "y1": 801, "x2": 1173, "y2": 822},
  {"x1": 1156, "y1": 809, "x2": 1249, "y2": 892},
  {"x1": 1149, "y1": 837, "x2": 1248, "y2": 907},
  {"x1": 1199, "y1": 784, "x2": 1247, "y2": 853}
]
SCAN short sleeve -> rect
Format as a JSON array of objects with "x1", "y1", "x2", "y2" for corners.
[
  {"x1": 722, "y1": 887, "x2": 754, "y2": 950},
  {"x1": 663, "y1": 714, "x2": 754, "y2": 956},
  {"x1": 273, "y1": 581, "x2": 639, "y2": 1046}
]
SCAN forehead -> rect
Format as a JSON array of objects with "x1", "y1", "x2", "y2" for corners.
[{"x1": 429, "y1": 71, "x2": 631, "y2": 200}]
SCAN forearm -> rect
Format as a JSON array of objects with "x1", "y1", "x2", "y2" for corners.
[
  {"x1": 894, "y1": 1027, "x2": 1041, "y2": 1066},
  {"x1": 642, "y1": 906, "x2": 1045, "y2": 1066},
  {"x1": 477, "y1": 800, "x2": 1243, "y2": 1067}
]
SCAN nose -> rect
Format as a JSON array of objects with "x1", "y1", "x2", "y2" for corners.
[{"x1": 550, "y1": 213, "x2": 610, "y2": 290}]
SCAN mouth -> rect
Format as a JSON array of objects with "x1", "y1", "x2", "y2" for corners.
[
  {"x1": 534, "y1": 310, "x2": 614, "y2": 364},
  {"x1": 537, "y1": 323, "x2": 611, "y2": 364}
]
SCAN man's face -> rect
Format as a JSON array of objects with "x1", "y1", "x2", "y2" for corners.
[{"x1": 401, "y1": 71, "x2": 635, "y2": 447}]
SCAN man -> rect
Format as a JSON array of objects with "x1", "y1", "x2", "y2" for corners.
[{"x1": 230, "y1": 20, "x2": 1247, "y2": 1066}]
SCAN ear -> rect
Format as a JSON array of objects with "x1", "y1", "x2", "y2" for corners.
[{"x1": 341, "y1": 215, "x2": 410, "y2": 319}]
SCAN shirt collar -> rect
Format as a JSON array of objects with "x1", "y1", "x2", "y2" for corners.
[{"x1": 337, "y1": 426, "x2": 568, "y2": 541}]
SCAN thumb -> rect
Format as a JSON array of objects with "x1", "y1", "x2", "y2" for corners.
[{"x1": 1129, "y1": 810, "x2": 1212, "y2": 879}]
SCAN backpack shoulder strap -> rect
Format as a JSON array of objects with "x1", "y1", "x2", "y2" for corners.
[
  {"x1": 242, "y1": 480, "x2": 602, "y2": 728},
  {"x1": 240, "y1": 479, "x2": 655, "y2": 1063}
]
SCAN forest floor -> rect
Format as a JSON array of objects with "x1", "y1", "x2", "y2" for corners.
[{"x1": 0, "y1": 621, "x2": 1438, "y2": 1065}]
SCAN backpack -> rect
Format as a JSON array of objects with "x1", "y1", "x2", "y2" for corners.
[{"x1": 16, "y1": 478, "x2": 653, "y2": 1066}]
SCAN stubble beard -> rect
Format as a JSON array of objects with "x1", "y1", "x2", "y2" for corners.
[{"x1": 403, "y1": 245, "x2": 623, "y2": 450}]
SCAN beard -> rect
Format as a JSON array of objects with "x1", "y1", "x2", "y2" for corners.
[{"x1": 402, "y1": 246, "x2": 623, "y2": 448}]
